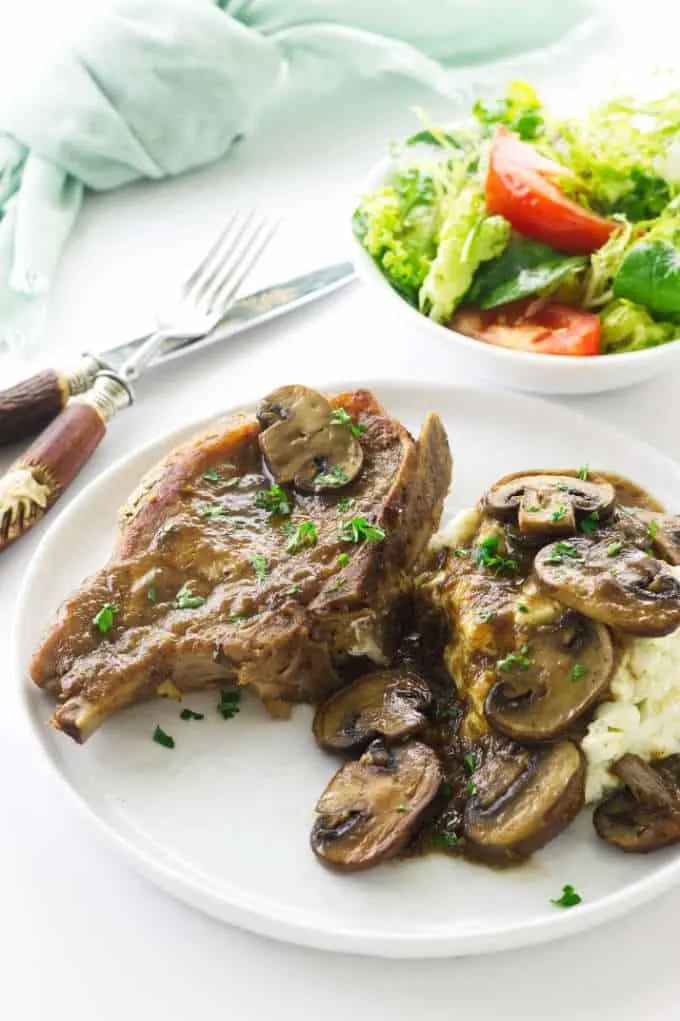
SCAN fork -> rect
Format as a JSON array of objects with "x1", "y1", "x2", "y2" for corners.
[{"x1": 0, "y1": 209, "x2": 278, "y2": 552}]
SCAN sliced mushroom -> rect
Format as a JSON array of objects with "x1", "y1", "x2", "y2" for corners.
[
  {"x1": 634, "y1": 511, "x2": 680, "y2": 565},
  {"x1": 257, "y1": 385, "x2": 363, "y2": 493},
  {"x1": 311, "y1": 740, "x2": 442, "y2": 871},
  {"x1": 484, "y1": 470, "x2": 616, "y2": 540},
  {"x1": 534, "y1": 536, "x2": 680, "y2": 637},
  {"x1": 313, "y1": 670, "x2": 433, "y2": 752},
  {"x1": 485, "y1": 612, "x2": 613, "y2": 742},
  {"x1": 593, "y1": 754, "x2": 680, "y2": 853},
  {"x1": 463, "y1": 741, "x2": 585, "y2": 865}
]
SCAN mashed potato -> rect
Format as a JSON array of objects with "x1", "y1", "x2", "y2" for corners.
[{"x1": 583, "y1": 592, "x2": 680, "y2": 801}]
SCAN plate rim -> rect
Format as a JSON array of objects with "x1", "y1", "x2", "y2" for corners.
[{"x1": 13, "y1": 376, "x2": 680, "y2": 958}]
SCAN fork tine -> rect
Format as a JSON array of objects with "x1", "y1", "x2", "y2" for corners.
[
  {"x1": 193, "y1": 212, "x2": 274, "y2": 315},
  {"x1": 182, "y1": 209, "x2": 242, "y2": 295},
  {"x1": 206, "y1": 219, "x2": 280, "y2": 316},
  {"x1": 187, "y1": 209, "x2": 260, "y2": 311}
]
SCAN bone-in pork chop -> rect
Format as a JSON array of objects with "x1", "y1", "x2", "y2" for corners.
[{"x1": 31, "y1": 388, "x2": 452, "y2": 741}]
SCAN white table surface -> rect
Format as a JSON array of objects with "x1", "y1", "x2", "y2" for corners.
[{"x1": 4, "y1": 2, "x2": 680, "y2": 1018}]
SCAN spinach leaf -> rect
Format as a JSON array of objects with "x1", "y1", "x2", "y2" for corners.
[
  {"x1": 405, "y1": 129, "x2": 464, "y2": 149},
  {"x1": 467, "y1": 239, "x2": 586, "y2": 310},
  {"x1": 612, "y1": 169, "x2": 670, "y2": 222},
  {"x1": 613, "y1": 240, "x2": 680, "y2": 317}
]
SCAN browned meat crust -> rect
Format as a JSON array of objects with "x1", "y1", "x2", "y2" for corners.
[{"x1": 30, "y1": 389, "x2": 452, "y2": 742}]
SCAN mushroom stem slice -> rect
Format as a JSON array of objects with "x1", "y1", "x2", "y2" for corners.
[
  {"x1": 312, "y1": 669, "x2": 433, "y2": 753},
  {"x1": 484, "y1": 470, "x2": 616, "y2": 539},
  {"x1": 257, "y1": 385, "x2": 364, "y2": 493},
  {"x1": 463, "y1": 741, "x2": 585, "y2": 865},
  {"x1": 485, "y1": 613, "x2": 614, "y2": 742},
  {"x1": 311, "y1": 741, "x2": 442, "y2": 872},
  {"x1": 534, "y1": 536, "x2": 680, "y2": 637},
  {"x1": 594, "y1": 754, "x2": 680, "y2": 853}
]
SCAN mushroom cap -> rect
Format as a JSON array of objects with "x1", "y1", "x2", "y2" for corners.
[
  {"x1": 485, "y1": 613, "x2": 613, "y2": 742},
  {"x1": 593, "y1": 754, "x2": 680, "y2": 853},
  {"x1": 484, "y1": 470, "x2": 616, "y2": 540},
  {"x1": 257, "y1": 385, "x2": 363, "y2": 493},
  {"x1": 463, "y1": 741, "x2": 585, "y2": 865},
  {"x1": 635, "y1": 511, "x2": 680, "y2": 566},
  {"x1": 311, "y1": 741, "x2": 442, "y2": 871},
  {"x1": 534, "y1": 536, "x2": 680, "y2": 637},
  {"x1": 313, "y1": 669, "x2": 433, "y2": 753}
]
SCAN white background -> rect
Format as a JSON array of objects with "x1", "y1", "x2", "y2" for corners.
[{"x1": 3, "y1": 1, "x2": 680, "y2": 1018}]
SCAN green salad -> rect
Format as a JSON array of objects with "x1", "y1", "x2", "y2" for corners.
[{"x1": 353, "y1": 81, "x2": 680, "y2": 356}]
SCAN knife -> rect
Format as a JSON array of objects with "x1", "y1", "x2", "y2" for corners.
[
  {"x1": 0, "y1": 260, "x2": 356, "y2": 446},
  {"x1": 0, "y1": 260, "x2": 356, "y2": 552}
]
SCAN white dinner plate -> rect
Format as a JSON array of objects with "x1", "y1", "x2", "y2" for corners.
[{"x1": 13, "y1": 380, "x2": 680, "y2": 958}]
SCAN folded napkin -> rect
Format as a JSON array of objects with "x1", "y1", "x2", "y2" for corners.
[{"x1": 0, "y1": 0, "x2": 592, "y2": 348}]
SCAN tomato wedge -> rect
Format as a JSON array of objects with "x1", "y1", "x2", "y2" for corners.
[
  {"x1": 485, "y1": 126, "x2": 616, "y2": 255},
  {"x1": 452, "y1": 300, "x2": 601, "y2": 356}
]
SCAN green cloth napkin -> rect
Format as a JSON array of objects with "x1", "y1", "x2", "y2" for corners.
[{"x1": 0, "y1": 0, "x2": 592, "y2": 348}]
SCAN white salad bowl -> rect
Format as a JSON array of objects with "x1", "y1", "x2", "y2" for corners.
[{"x1": 351, "y1": 157, "x2": 680, "y2": 396}]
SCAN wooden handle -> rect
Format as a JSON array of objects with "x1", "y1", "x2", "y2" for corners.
[
  {"x1": 0, "y1": 354, "x2": 103, "y2": 446},
  {"x1": 0, "y1": 373, "x2": 131, "y2": 551},
  {"x1": 0, "y1": 370, "x2": 67, "y2": 445}
]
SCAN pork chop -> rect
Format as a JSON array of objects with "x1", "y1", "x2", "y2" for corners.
[{"x1": 31, "y1": 388, "x2": 452, "y2": 741}]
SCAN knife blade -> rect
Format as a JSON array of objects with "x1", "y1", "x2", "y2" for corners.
[{"x1": 0, "y1": 260, "x2": 356, "y2": 446}]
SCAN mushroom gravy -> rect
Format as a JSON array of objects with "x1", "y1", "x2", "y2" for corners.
[{"x1": 311, "y1": 468, "x2": 680, "y2": 871}]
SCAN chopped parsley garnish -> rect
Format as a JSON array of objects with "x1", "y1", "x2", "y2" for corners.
[
  {"x1": 287, "y1": 584, "x2": 302, "y2": 595},
  {"x1": 337, "y1": 496, "x2": 355, "y2": 513},
  {"x1": 463, "y1": 752, "x2": 477, "y2": 774},
  {"x1": 153, "y1": 725, "x2": 175, "y2": 749},
  {"x1": 255, "y1": 485, "x2": 291, "y2": 516},
  {"x1": 179, "y1": 708, "x2": 204, "y2": 721},
  {"x1": 339, "y1": 516, "x2": 386, "y2": 544},
  {"x1": 580, "y1": 510, "x2": 600, "y2": 535},
  {"x1": 330, "y1": 407, "x2": 367, "y2": 437},
  {"x1": 436, "y1": 705, "x2": 459, "y2": 722},
  {"x1": 518, "y1": 603, "x2": 529, "y2": 614},
  {"x1": 466, "y1": 780, "x2": 478, "y2": 796},
  {"x1": 202, "y1": 469, "x2": 221, "y2": 482},
  {"x1": 474, "y1": 536, "x2": 518, "y2": 575},
  {"x1": 571, "y1": 663, "x2": 589, "y2": 682},
  {"x1": 478, "y1": 608, "x2": 494, "y2": 622},
  {"x1": 173, "y1": 586, "x2": 206, "y2": 610},
  {"x1": 316, "y1": 464, "x2": 349, "y2": 487},
  {"x1": 578, "y1": 465, "x2": 589, "y2": 481},
  {"x1": 555, "y1": 482, "x2": 569, "y2": 492},
  {"x1": 395, "y1": 803, "x2": 407, "y2": 814},
  {"x1": 607, "y1": 541, "x2": 623, "y2": 557},
  {"x1": 218, "y1": 689, "x2": 241, "y2": 720},
  {"x1": 147, "y1": 587, "x2": 157, "y2": 604},
  {"x1": 200, "y1": 505, "x2": 226, "y2": 519},
  {"x1": 249, "y1": 554, "x2": 268, "y2": 582},
  {"x1": 329, "y1": 576, "x2": 346, "y2": 590},
  {"x1": 287, "y1": 521, "x2": 317, "y2": 553},
  {"x1": 526, "y1": 505, "x2": 540, "y2": 513},
  {"x1": 497, "y1": 645, "x2": 532, "y2": 672},
  {"x1": 432, "y1": 832, "x2": 458, "y2": 849},
  {"x1": 648, "y1": 519, "x2": 658, "y2": 543},
  {"x1": 452, "y1": 547, "x2": 471, "y2": 558},
  {"x1": 337, "y1": 552, "x2": 350, "y2": 567},
  {"x1": 551, "y1": 506, "x2": 567, "y2": 522},
  {"x1": 228, "y1": 613, "x2": 247, "y2": 624},
  {"x1": 545, "y1": 542, "x2": 583, "y2": 565},
  {"x1": 551, "y1": 884, "x2": 582, "y2": 908},
  {"x1": 93, "y1": 604, "x2": 117, "y2": 634},
  {"x1": 439, "y1": 781, "x2": 452, "y2": 798}
]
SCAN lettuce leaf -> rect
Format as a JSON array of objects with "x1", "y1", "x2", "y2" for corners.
[
  {"x1": 599, "y1": 298, "x2": 680, "y2": 353},
  {"x1": 419, "y1": 187, "x2": 510, "y2": 322},
  {"x1": 352, "y1": 168, "x2": 439, "y2": 306}
]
